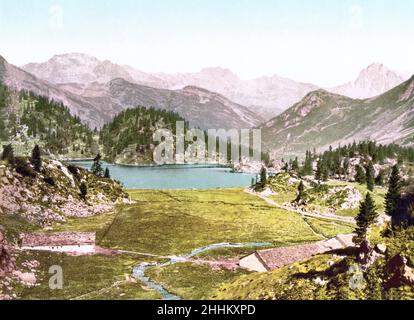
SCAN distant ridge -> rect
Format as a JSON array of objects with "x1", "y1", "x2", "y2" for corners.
[
  {"x1": 1, "y1": 55, "x2": 263, "y2": 129},
  {"x1": 262, "y1": 75, "x2": 414, "y2": 157}
]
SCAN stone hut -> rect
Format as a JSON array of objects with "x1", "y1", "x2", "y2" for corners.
[{"x1": 20, "y1": 232, "x2": 96, "y2": 254}]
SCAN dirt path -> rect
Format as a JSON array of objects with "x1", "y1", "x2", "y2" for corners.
[
  {"x1": 302, "y1": 217, "x2": 328, "y2": 240},
  {"x1": 244, "y1": 189, "x2": 356, "y2": 224},
  {"x1": 71, "y1": 280, "x2": 128, "y2": 300}
]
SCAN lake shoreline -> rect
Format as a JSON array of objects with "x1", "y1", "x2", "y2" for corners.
[
  {"x1": 65, "y1": 161, "x2": 256, "y2": 190},
  {"x1": 64, "y1": 159, "x2": 233, "y2": 169}
]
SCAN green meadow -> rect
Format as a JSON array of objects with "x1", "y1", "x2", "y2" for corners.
[{"x1": 15, "y1": 188, "x2": 357, "y2": 300}]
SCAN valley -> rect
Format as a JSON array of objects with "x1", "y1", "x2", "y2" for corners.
[
  {"x1": 3, "y1": 187, "x2": 356, "y2": 300},
  {"x1": 1, "y1": 53, "x2": 414, "y2": 302},
  {"x1": 1, "y1": 138, "x2": 414, "y2": 300}
]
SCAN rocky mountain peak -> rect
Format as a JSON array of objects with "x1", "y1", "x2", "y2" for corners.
[
  {"x1": 364, "y1": 62, "x2": 386, "y2": 71},
  {"x1": 199, "y1": 67, "x2": 239, "y2": 79},
  {"x1": 330, "y1": 63, "x2": 408, "y2": 99},
  {"x1": 49, "y1": 53, "x2": 100, "y2": 66},
  {"x1": 356, "y1": 63, "x2": 399, "y2": 83}
]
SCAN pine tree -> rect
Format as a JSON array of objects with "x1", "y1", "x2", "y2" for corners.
[
  {"x1": 104, "y1": 167, "x2": 111, "y2": 179},
  {"x1": 30, "y1": 145, "x2": 42, "y2": 172},
  {"x1": 316, "y1": 159, "x2": 328, "y2": 182},
  {"x1": 294, "y1": 181, "x2": 306, "y2": 204},
  {"x1": 260, "y1": 166, "x2": 267, "y2": 186},
  {"x1": 385, "y1": 165, "x2": 401, "y2": 217},
  {"x1": 91, "y1": 154, "x2": 104, "y2": 177},
  {"x1": 366, "y1": 161, "x2": 375, "y2": 191},
  {"x1": 315, "y1": 160, "x2": 322, "y2": 181},
  {"x1": 1, "y1": 144, "x2": 14, "y2": 165},
  {"x1": 291, "y1": 157, "x2": 299, "y2": 172},
  {"x1": 355, "y1": 165, "x2": 366, "y2": 184},
  {"x1": 302, "y1": 150, "x2": 313, "y2": 176},
  {"x1": 333, "y1": 155, "x2": 342, "y2": 179},
  {"x1": 355, "y1": 193, "x2": 378, "y2": 244},
  {"x1": 343, "y1": 157, "x2": 350, "y2": 179},
  {"x1": 79, "y1": 182, "x2": 88, "y2": 201},
  {"x1": 375, "y1": 170, "x2": 386, "y2": 186}
]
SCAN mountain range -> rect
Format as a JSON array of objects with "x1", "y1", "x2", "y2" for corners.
[
  {"x1": 261, "y1": 75, "x2": 414, "y2": 157},
  {"x1": 1, "y1": 55, "x2": 262, "y2": 130},
  {"x1": 2, "y1": 52, "x2": 413, "y2": 158},
  {"x1": 22, "y1": 53, "x2": 411, "y2": 119},
  {"x1": 22, "y1": 53, "x2": 317, "y2": 118}
]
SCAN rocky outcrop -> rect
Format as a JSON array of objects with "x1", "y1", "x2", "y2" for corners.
[
  {"x1": 0, "y1": 230, "x2": 16, "y2": 278},
  {"x1": 0, "y1": 160, "x2": 130, "y2": 226},
  {"x1": 385, "y1": 254, "x2": 414, "y2": 289}
]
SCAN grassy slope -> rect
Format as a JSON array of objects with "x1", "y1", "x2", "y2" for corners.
[
  {"x1": 212, "y1": 227, "x2": 414, "y2": 300},
  {"x1": 210, "y1": 254, "x2": 339, "y2": 300},
  {"x1": 15, "y1": 252, "x2": 160, "y2": 300},
  {"x1": 146, "y1": 263, "x2": 250, "y2": 300},
  {"x1": 328, "y1": 181, "x2": 387, "y2": 217},
  {"x1": 267, "y1": 174, "x2": 386, "y2": 218},
  {"x1": 304, "y1": 217, "x2": 355, "y2": 238}
]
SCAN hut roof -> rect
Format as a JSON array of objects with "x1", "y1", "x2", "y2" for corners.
[{"x1": 21, "y1": 232, "x2": 96, "y2": 247}]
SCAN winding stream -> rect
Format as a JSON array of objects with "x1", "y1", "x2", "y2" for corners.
[{"x1": 132, "y1": 242, "x2": 273, "y2": 300}]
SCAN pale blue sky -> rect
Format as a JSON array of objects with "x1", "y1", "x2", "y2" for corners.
[{"x1": 0, "y1": 0, "x2": 413, "y2": 86}]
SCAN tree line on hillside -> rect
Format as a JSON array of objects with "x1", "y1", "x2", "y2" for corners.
[
  {"x1": 280, "y1": 141, "x2": 414, "y2": 189},
  {"x1": 99, "y1": 106, "x2": 188, "y2": 160},
  {"x1": 2, "y1": 143, "x2": 43, "y2": 177},
  {"x1": 100, "y1": 105, "x2": 271, "y2": 164},
  {"x1": 0, "y1": 84, "x2": 95, "y2": 156},
  {"x1": 355, "y1": 164, "x2": 413, "y2": 242}
]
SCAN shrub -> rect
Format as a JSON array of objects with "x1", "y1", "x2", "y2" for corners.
[
  {"x1": 14, "y1": 157, "x2": 36, "y2": 178},
  {"x1": 79, "y1": 182, "x2": 88, "y2": 201},
  {"x1": 30, "y1": 145, "x2": 42, "y2": 172},
  {"x1": 67, "y1": 165, "x2": 80, "y2": 176},
  {"x1": 1, "y1": 144, "x2": 14, "y2": 165},
  {"x1": 43, "y1": 176, "x2": 55, "y2": 186}
]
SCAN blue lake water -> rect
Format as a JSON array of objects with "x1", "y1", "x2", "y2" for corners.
[{"x1": 67, "y1": 161, "x2": 256, "y2": 190}]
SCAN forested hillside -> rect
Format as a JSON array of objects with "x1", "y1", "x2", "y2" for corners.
[
  {"x1": 99, "y1": 106, "x2": 188, "y2": 164},
  {"x1": 0, "y1": 84, "x2": 96, "y2": 157}
]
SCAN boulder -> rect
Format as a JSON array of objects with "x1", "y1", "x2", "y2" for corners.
[
  {"x1": 384, "y1": 254, "x2": 414, "y2": 289},
  {"x1": 16, "y1": 272, "x2": 37, "y2": 287},
  {"x1": 375, "y1": 243, "x2": 387, "y2": 254},
  {"x1": 402, "y1": 265, "x2": 414, "y2": 286}
]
